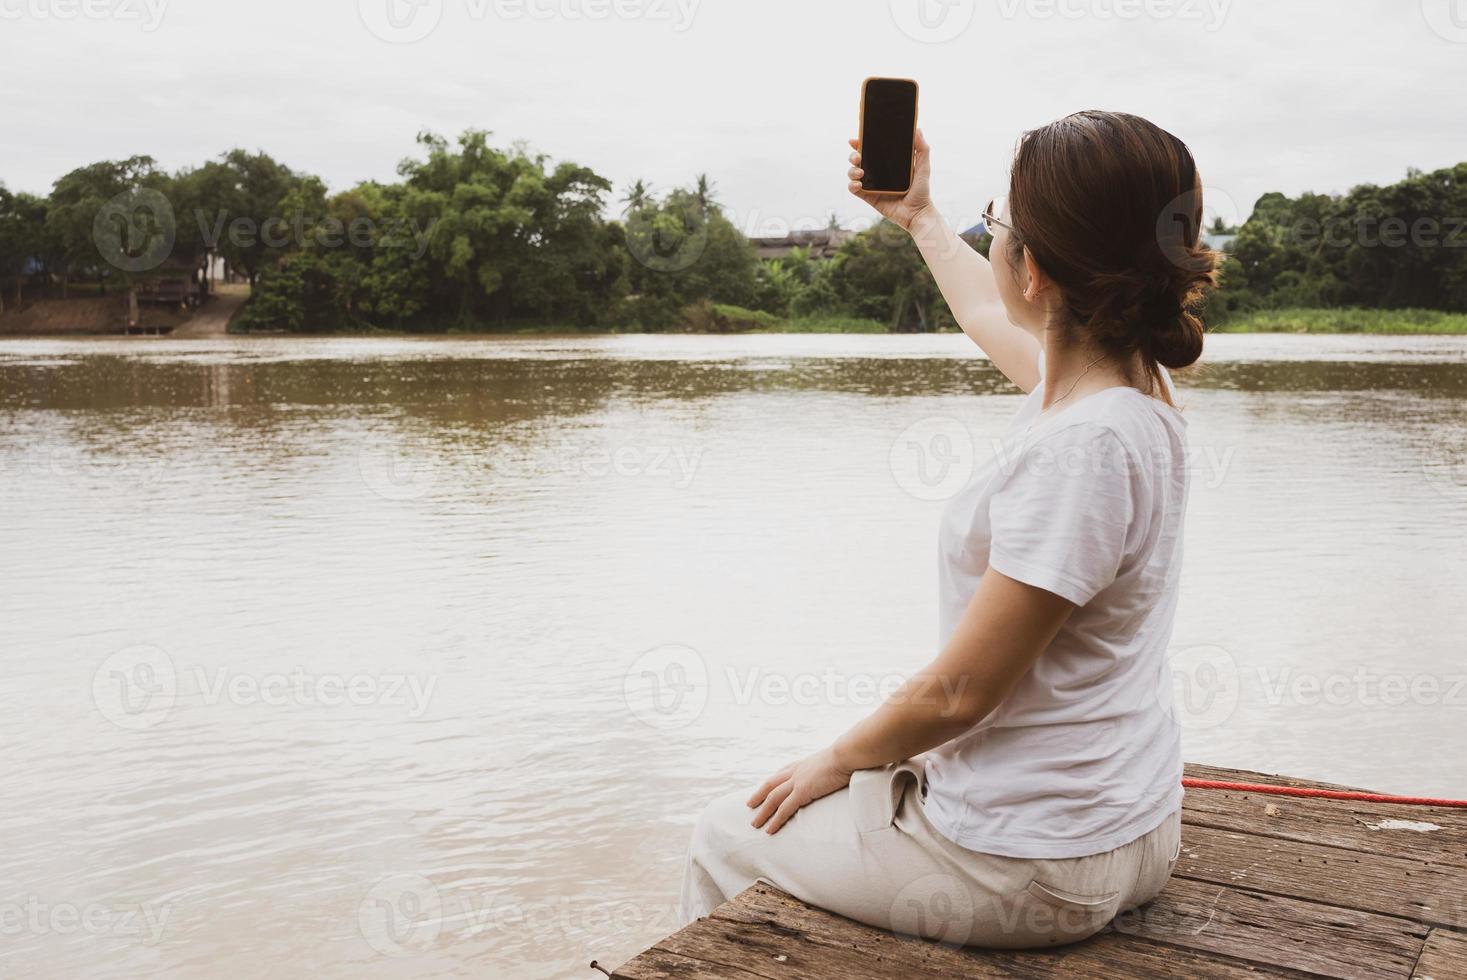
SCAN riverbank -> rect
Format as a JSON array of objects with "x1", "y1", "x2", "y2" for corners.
[
  {"x1": 742, "y1": 305, "x2": 1467, "y2": 336},
  {"x1": 401, "y1": 305, "x2": 1467, "y2": 337},
  {"x1": 480, "y1": 304, "x2": 893, "y2": 335},
  {"x1": 169, "y1": 284, "x2": 249, "y2": 338},
  {"x1": 1211, "y1": 306, "x2": 1467, "y2": 334},
  {"x1": 316, "y1": 304, "x2": 1467, "y2": 337},
  {"x1": 0, "y1": 287, "x2": 248, "y2": 337},
  {"x1": 7, "y1": 297, "x2": 1466, "y2": 337}
]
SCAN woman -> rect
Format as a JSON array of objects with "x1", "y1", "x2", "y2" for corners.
[{"x1": 678, "y1": 110, "x2": 1215, "y2": 949}]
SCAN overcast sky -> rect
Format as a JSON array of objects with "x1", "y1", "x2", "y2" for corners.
[{"x1": 4, "y1": 0, "x2": 1465, "y2": 235}]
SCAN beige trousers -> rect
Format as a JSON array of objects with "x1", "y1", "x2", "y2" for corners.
[{"x1": 679, "y1": 760, "x2": 1182, "y2": 949}]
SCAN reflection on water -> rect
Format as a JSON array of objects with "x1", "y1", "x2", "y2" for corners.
[{"x1": 1, "y1": 333, "x2": 1465, "y2": 978}]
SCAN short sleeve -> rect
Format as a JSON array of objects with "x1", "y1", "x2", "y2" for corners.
[{"x1": 987, "y1": 423, "x2": 1138, "y2": 607}]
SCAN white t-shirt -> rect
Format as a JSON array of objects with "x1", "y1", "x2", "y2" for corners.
[{"x1": 922, "y1": 373, "x2": 1188, "y2": 859}]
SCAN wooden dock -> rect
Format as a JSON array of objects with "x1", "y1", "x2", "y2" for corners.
[{"x1": 611, "y1": 764, "x2": 1466, "y2": 979}]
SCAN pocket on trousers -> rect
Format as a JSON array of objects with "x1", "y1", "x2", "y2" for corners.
[
  {"x1": 1021, "y1": 879, "x2": 1121, "y2": 944},
  {"x1": 1165, "y1": 832, "x2": 1183, "y2": 873},
  {"x1": 851, "y1": 760, "x2": 924, "y2": 836}
]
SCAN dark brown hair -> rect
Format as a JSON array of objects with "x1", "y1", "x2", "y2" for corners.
[{"x1": 1007, "y1": 110, "x2": 1216, "y2": 387}]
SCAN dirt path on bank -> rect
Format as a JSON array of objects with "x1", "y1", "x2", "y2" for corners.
[{"x1": 170, "y1": 284, "x2": 249, "y2": 338}]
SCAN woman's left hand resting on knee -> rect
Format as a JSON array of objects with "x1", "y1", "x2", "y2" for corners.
[
  {"x1": 747, "y1": 568, "x2": 1076, "y2": 834},
  {"x1": 746, "y1": 746, "x2": 852, "y2": 834}
]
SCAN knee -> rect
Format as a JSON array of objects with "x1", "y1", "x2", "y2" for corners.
[
  {"x1": 689, "y1": 787, "x2": 754, "y2": 861},
  {"x1": 680, "y1": 787, "x2": 757, "y2": 925}
]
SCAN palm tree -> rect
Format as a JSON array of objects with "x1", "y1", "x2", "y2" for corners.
[
  {"x1": 622, "y1": 179, "x2": 653, "y2": 214},
  {"x1": 693, "y1": 174, "x2": 717, "y2": 211}
]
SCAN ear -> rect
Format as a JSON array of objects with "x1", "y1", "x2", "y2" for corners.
[{"x1": 1021, "y1": 248, "x2": 1051, "y2": 302}]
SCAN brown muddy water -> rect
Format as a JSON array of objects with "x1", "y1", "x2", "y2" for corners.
[{"x1": 1, "y1": 333, "x2": 1464, "y2": 977}]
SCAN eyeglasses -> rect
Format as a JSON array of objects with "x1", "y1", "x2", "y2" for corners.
[{"x1": 981, "y1": 195, "x2": 1014, "y2": 238}]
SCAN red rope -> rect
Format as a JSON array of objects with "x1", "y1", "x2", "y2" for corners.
[{"x1": 1182, "y1": 778, "x2": 1467, "y2": 809}]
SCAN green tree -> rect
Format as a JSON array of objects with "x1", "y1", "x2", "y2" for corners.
[
  {"x1": 622, "y1": 179, "x2": 653, "y2": 212},
  {"x1": 618, "y1": 183, "x2": 757, "y2": 329},
  {"x1": 237, "y1": 130, "x2": 625, "y2": 332},
  {"x1": 0, "y1": 186, "x2": 53, "y2": 312},
  {"x1": 46, "y1": 156, "x2": 169, "y2": 296},
  {"x1": 203, "y1": 149, "x2": 300, "y2": 287},
  {"x1": 693, "y1": 174, "x2": 715, "y2": 210},
  {"x1": 825, "y1": 222, "x2": 952, "y2": 331},
  {"x1": 394, "y1": 130, "x2": 619, "y2": 328},
  {"x1": 1215, "y1": 163, "x2": 1467, "y2": 317}
]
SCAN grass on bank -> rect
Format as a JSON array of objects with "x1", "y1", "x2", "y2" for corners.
[
  {"x1": 216, "y1": 299, "x2": 1467, "y2": 336},
  {"x1": 224, "y1": 303, "x2": 894, "y2": 336},
  {"x1": 729, "y1": 304, "x2": 1467, "y2": 335},
  {"x1": 686, "y1": 303, "x2": 890, "y2": 334},
  {"x1": 1211, "y1": 307, "x2": 1467, "y2": 334},
  {"x1": 751, "y1": 314, "x2": 890, "y2": 333},
  {"x1": 471, "y1": 304, "x2": 1467, "y2": 336}
]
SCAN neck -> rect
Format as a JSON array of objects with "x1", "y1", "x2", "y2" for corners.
[{"x1": 1038, "y1": 330, "x2": 1142, "y2": 411}]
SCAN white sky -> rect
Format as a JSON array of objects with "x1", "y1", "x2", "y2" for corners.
[{"x1": 3, "y1": 0, "x2": 1465, "y2": 235}]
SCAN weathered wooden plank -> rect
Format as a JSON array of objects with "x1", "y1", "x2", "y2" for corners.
[
  {"x1": 705, "y1": 887, "x2": 1018, "y2": 978},
  {"x1": 1026, "y1": 936, "x2": 1309, "y2": 980},
  {"x1": 658, "y1": 912, "x2": 1015, "y2": 979},
  {"x1": 1184, "y1": 763, "x2": 1380, "y2": 794},
  {"x1": 1114, "y1": 876, "x2": 1428, "y2": 978},
  {"x1": 1411, "y1": 929, "x2": 1467, "y2": 980},
  {"x1": 610, "y1": 945, "x2": 778, "y2": 979},
  {"x1": 705, "y1": 883, "x2": 1305, "y2": 979},
  {"x1": 1175, "y1": 824, "x2": 1467, "y2": 931},
  {"x1": 1183, "y1": 787, "x2": 1467, "y2": 869},
  {"x1": 997, "y1": 933, "x2": 1320, "y2": 979}
]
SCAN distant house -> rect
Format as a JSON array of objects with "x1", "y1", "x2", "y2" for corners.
[
  {"x1": 751, "y1": 228, "x2": 855, "y2": 261},
  {"x1": 205, "y1": 252, "x2": 232, "y2": 283},
  {"x1": 136, "y1": 256, "x2": 208, "y2": 309},
  {"x1": 959, "y1": 222, "x2": 1238, "y2": 254}
]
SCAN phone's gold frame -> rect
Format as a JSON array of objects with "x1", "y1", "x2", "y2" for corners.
[{"x1": 857, "y1": 76, "x2": 920, "y2": 197}]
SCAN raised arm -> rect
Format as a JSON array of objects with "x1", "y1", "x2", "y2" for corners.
[{"x1": 848, "y1": 132, "x2": 1041, "y2": 393}]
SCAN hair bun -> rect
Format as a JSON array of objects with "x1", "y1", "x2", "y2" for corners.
[
  {"x1": 1144, "y1": 307, "x2": 1206, "y2": 369},
  {"x1": 1077, "y1": 265, "x2": 1197, "y2": 370},
  {"x1": 1142, "y1": 255, "x2": 1211, "y2": 369}
]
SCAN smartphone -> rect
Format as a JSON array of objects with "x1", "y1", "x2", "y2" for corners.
[{"x1": 858, "y1": 77, "x2": 919, "y2": 195}]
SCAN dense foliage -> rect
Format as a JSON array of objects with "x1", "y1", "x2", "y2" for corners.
[
  {"x1": 2, "y1": 131, "x2": 1464, "y2": 329},
  {"x1": 1206, "y1": 163, "x2": 1467, "y2": 321}
]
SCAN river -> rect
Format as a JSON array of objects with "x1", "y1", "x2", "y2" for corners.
[{"x1": 1, "y1": 333, "x2": 1464, "y2": 977}]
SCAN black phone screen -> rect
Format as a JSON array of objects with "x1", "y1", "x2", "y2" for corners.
[{"x1": 860, "y1": 78, "x2": 917, "y2": 193}]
